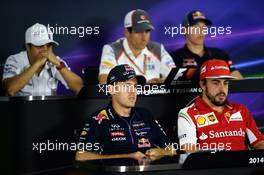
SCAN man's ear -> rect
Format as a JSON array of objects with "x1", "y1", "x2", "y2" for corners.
[
  {"x1": 107, "y1": 84, "x2": 115, "y2": 96},
  {"x1": 199, "y1": 80, "x2": 206, "y2": 91},
  {"x1": 124, "y1": 28, "x2": 129, "y2": 38},
  {"x1": 25, "y1": 44, "x2": 32, "y2": 59},
  {"x1": 25, "y1": 44, "x2": 30, "y2": 51},
  {"x1": 181, "y1": 26, "x2": 187, "y2": 35}
]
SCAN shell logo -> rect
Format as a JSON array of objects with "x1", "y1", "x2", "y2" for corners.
[
  {"x1": 80, "y1": 131, "x2": 87, "y2": 136},
  {"x1": 196, "y1": 116, "x2": 206, "y2": 125}
]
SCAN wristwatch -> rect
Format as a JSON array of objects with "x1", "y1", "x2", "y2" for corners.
[{"x1": 56, "y1": 61, "x2": 66, "y2": 70}]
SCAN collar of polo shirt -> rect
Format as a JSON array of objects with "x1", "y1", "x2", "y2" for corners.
[{"x1": 123, "y1": 38, "x2": 150, "y2": 58}]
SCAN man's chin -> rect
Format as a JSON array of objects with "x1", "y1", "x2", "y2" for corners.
[
  {"x1": 126, "y1": 102, "x2": 136, "y2": 108},
  {"x1": 213, "y1": 100, "x2": 226, "y2": 106},
  {"x1": 138, "y1": 45, "x2": 147, "y2": 50}
]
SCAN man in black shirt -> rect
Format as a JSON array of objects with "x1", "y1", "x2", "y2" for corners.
[
  {"x1": 75, "y1": 64, "x2": 175, "y2": 161},
  {"x1": 170, "y1": 10, "x2": 243, "y2": 80}
]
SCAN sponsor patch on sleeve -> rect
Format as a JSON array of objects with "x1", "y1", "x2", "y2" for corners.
[{"x1": 93, "y1": 109, "x2": 109, "y2": 124}]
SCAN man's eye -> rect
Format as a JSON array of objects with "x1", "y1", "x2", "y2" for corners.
[
  {"x1": 123, "y1": 84, "x2": 131, "y2": 88},
  {"x1": 212, "y1": 82, "x2": 218, "y2": 85}
]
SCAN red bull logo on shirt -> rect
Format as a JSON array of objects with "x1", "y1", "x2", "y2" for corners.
[
  {"x1": 93, "y1": 109, "x2": 109, "y2": 124},
  {"x1": 138, "y1": 138, "x2": 151, "y2": 148}
]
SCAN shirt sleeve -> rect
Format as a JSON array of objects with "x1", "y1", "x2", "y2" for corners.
[
  {"x1": 177, "y1": 109, "x2": 197, "y2": 147},
  {"x1": 98, "y1": 44, "x2": 118, "y2": 76},
  {"x1": 169, "y1": 49, "x2": 182, "y2": 68},
  {"x1": 215, "y1": 48, "x2": 237, "y2": 71},
  {"x1": 160, "y1": 44, "x2": 176, "y2": 78},
  {"x1": 152, "y1": 119, "x2": 172, "y2": 148},
  {"x1": 143, "y1": 108, "x2": 171, "y2": 148},
  {"x1": 243, "y1": 106, "x2": 264, "y2": 146},
  {"x1": 78, "y1": 116, "x2": 102, "y2": 153},
  {"x1": 2, "y1": 55, "x2": 21, "y2": 80}
]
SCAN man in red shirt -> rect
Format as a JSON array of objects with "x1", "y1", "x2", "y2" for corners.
[{"x1": 178, "y1": 59, "x2": 264, "y2": 153}]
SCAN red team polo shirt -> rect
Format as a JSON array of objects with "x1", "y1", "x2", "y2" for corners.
[{"x1": 178, "y1": 97, "x2": 264, "y2": 151}]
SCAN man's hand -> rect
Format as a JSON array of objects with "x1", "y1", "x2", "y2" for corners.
[
  {"x1": 128, "y1": 151, "x2": 146, "y2": 160},
  {"x1": 145, "y1": 147, "x2": 175, "y2": 161},
  {"x1": 254, "y1": 140, "x2": 264, "y2": 149},
  {"x1": 145, "y1": 148, "x2": 166, "y2": 161},
  {"x1": 34, "y1": 50, "x2": 60, "y2": 68},
  {"x1": 146, "y1": 148, "x2": 166, "y2": 156},
  {"x1": 46, "y1": 50, "x2": 60, "y2": 66},
  {"x1": 32, "y1": 51, "x2": 48, "y2": 69}
]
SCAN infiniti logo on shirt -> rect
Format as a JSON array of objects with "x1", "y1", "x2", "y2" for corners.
[{"x1": 111, "y1": 124, "x2": 120, "y2": 128}]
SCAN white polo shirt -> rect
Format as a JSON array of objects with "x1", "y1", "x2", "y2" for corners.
[
  {"x1": 99, "y1": 38, "x2": 175, "y2": 81},
  {"x1": 2, "y1": 51, "x2": 69, "y2": 96}
]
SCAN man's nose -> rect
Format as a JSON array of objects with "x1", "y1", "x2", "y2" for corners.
[
  {"x1": 219, "y1": 82, "x2": 226, "y2": 91},
  {"x1": 141, "y1": 31, "x2": 149, "y2": 40},
  {"x1": 40, "y1": 44, "x2": 48, "y2": 51},
  {"x1": 128, "y1": 85, "x2": 137, "y2": 94}
]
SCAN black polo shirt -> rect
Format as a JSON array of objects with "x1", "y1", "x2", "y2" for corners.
[
  {"x1": 78, "y1": 103, "x2": 171, "y2": 154},
  {"x1": 170, "y1": 45, "x2": 236, "y2": 81}
]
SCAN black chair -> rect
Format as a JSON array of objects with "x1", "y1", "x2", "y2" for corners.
[
  {"x1": 74, "y1": 128, "x2": 81, "y2": 143},
  {"x1": 0, "y1": 65, "x2": 5, "y2": 96},
  {"x1": 83, "y1": 67, "x2": 99, "y2": 86}
]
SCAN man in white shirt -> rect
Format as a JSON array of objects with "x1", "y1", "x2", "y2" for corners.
[
  {"x1": 2, "y1": 23, "x2": 83, "y2": 96},
  {"x1": 99, "y1": 9, "x2": 176, "y2": 84}
]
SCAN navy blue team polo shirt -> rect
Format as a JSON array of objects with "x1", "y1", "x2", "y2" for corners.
[
  {"x1": 170, "y1": 45, "x2": 237, "y2": 82},
  {"x1": 78, "y1": 103, "x2": 171, "y2": 154}
]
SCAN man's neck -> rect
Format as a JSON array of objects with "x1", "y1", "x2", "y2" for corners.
[
  {"x1": 112, "y1": 101, "x2": 131, "y2": 117},
  {"x1": 127, "y1": 41, "x2": 142, "y2": 57},
  {"x1": 132, "y1": 50, "x2": 141, "y2": 57},
  {"x1": 202, "y1": 95, "x2": 225, "y2": 113},
  {"x1": 186, "y1": 42, "x2": 204, "y2": 57}
]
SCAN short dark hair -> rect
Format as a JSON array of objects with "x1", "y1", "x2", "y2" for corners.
[
  {"x1": 126, "y1": 27, "x2": 151, "y2": 33},
  {"x1": 126, "y1": 27, "x2": 133, "y2": 33},
  {"x1": 24, "y1": 43, "x2": 32, "y2": 50},
  {"x1": 201, "y1": 79, "x2": 207, "y2": 85}
]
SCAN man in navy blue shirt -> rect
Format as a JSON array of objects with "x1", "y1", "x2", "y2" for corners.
[
  {"x1": 170, "y1": 10, "x2": 243, "y2": 81},
  {"x1": 75, "y1": 64, "x2": 175, "y2": 161}
]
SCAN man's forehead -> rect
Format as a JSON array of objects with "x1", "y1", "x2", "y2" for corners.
[
  {"x1": 132, "y1": 29, "x2": 151, "y2": 34},
  {"x1": 28, "y1": 43, "x2": 52, "y2": 47},
  {"x1": 207, "y1": 78, "x2": 229, "y2": 81},
  {"x1": 188, "y1": 21, "x2": 207, "y2": 28},
  {"x1": 116, "y1": 78, "x2": 138, "y2": 85},
  {"x1": 124, "y1": 78, "x2": 138, "y2": 84}
]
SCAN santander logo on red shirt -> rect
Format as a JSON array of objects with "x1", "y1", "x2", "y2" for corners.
[{"x1": 199, "y1": 128, "x2": 245, "y2": 140}]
